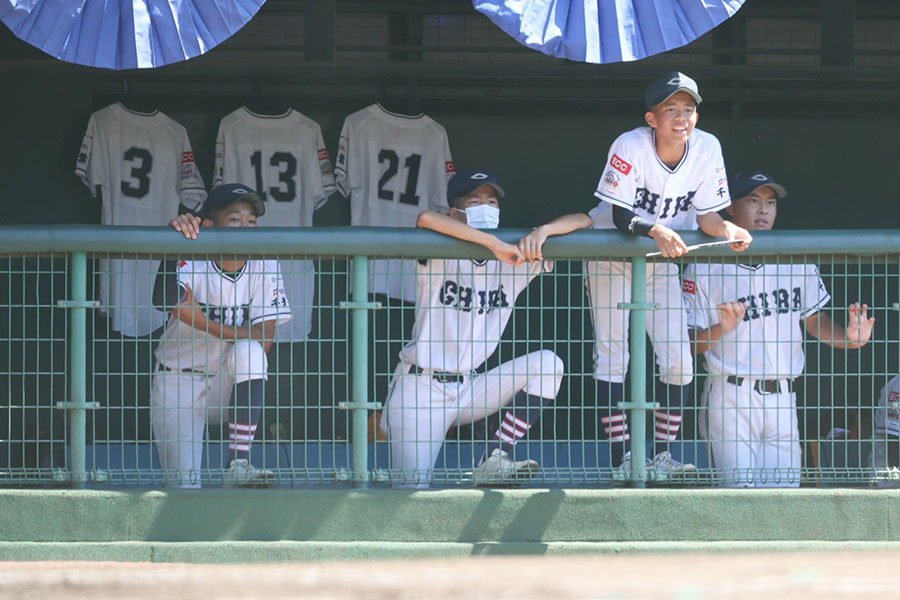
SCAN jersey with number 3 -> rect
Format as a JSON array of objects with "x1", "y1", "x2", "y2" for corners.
[
  {"x1": 682, "y1": 263, "x2": 831, "y2": 378},
  {"x1": 213, "y1": 107, "x2": 335, "y2": 341},
  {"x1": 75, "y1": 103, "x2": 206, "y2": 337},
  {"x1": 334, "y1": 104, "x2": 455, "y2": 302},
  {"x1": 590, "y1": 126, "x2": 730, "y2": 231}
]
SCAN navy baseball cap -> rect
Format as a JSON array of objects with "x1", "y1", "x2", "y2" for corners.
[
  {"x1": 447, "y1": 169, "x2": 505, "y2": 201},
  {"x1": 730, "y1": 170, "x2": 787, "y2": 200},
  {"x1": 644, "y1": 71, "x2": 702, "y2": 109},
  {"x1": 200, "y1": 184, "x2": 265, "y2": 219}
]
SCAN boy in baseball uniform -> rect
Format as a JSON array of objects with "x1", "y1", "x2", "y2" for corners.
[
  {"x1": 566, "y1": 71, "x2": 753, "y2": 475},
  {"x1": 381, "y1": 169, "x2": 584, "y2": 488},
  {"x1": 683, "y1": 170, "x2": 874, "y2": 487},
  {"x1": 153, "y1": 184, "x2": 291, "y2": 488}
]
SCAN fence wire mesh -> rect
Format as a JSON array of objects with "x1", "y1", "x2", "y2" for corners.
[{"x1": 0, "y1": 229, "x2": 897, "y2": 490}]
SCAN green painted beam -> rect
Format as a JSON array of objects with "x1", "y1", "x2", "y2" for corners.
[
  {"x1": 2, "y1": 489, "x2": 900, "y2": 545},
  {"x1": 0, "y1": 225, "x2": 897, "y2": 259}
]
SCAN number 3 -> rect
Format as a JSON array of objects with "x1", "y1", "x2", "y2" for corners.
[{"x1": 121, "y1": 147, "x2": 152, "y2": 198}]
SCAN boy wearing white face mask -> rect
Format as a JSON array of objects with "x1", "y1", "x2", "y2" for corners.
[{"x1": 380, "y1": 169, "x2": 583, "y2": 487}]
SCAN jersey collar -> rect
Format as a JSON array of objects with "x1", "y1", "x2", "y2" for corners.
[
  {"x1": 211, "y1": 260, "x2": 247, "y2": 282},
  {"x1": 651, "y1": 129, "x2": 690, "y2": 174}
]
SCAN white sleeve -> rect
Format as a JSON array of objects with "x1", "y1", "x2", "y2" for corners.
[
  {"x1": 177, "y1": 132, "x2": 207, "y2": 212},
  {"x1": 313, "y1": 124, "x2": 335, "y2": 209},
  {"x1": 593, "y1": 136, "x2": 638, "y2": 211},
  {"x1": 74, "y1": 115, "x2": 102, "y2": 195},
  {"x1": 334, "y1": 117, "x2": 353, "y2": 198},
  {"x1": 682, "y1": 265, "x2": 711, "y2": 330},
  {"x1": 799, "y1": 264, "x2": 831, "y2": 319},
  {"x1": 250, "y1": 261, "x2": 291, "y2": 325},
  {"x1": 175, "y1": 260, "x2": 198, "y2": 298},
  {"x1": 213, "y1": 121, "x2": 226, "y2": 189},
  {"x1": 692, "y1": 138, "x2": 731, "y2": 215}
]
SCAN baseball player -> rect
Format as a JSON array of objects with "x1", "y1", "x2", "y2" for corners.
[
  {"x1": 870, "y1": 375, "x2": 900, "y2": 481},
  {"x1": 154, "y1": 184, "x2": 291, "y2": 488},
  {"x1": 381, "y1": 169, "x2": 581, "y2": 488},
  {"x1": 567, "y1": 71, "x2": 753, "y2": 477},
  {"x1": 75, "y1": 102, "x2": 206, "y2": 337},
  {"x1": 683, "y1": 169, "x2": 874, "y2": 487}
]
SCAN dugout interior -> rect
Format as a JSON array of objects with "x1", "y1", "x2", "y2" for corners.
[{"x1": 0, "y1": 0, "x2": 898, "y2": 481}]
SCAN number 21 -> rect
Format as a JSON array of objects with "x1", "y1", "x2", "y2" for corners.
[{"x1": 377, "y1": 150, "x2": 421, "y2": 205}]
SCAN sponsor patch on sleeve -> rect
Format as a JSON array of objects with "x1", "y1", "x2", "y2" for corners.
[
  {"x1": 445, "y1": 161, "x2": 456, "y2": 174},
  {"x1": 181, "y1": 151, "x2": 196, "y2": 164},
  {"x1": 317, "y1": 148, "x2": 330, "y2": 161},
  {"x1": 682, "y1": 279, "x2": 696, "y2": 294},
  {"x1": 610, "y1": 154, "x2": 632, "y2": 175}
]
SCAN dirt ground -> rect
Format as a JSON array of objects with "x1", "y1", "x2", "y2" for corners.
[{"x1": 1, "y1": 551, "x2": 896, "y2": 599}]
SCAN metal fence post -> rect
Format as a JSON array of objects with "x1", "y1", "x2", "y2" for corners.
[
  {"x1": 617, "y1": 256, "x2": 659, "y2": 488},
  {"x1": 338, "y1": 256, "x2": 382, "y2": 488},
  {"x1": 60, "y1": 252, "x2": 90, "y2": 488}
]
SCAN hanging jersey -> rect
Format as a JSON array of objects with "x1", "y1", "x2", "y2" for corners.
[
  {"x1": 75, "y1": 102, "x2": 207, "y2": 337},
  {"x1": 155, "y1": 259, "x2": 291, "y2": 371},
  {"x1": 682, "y1": 262, "x2": 831, "y2": 378},
  {"x1": 589, "y1": 126, "x2": 730, "y2": 231},
  {"x1": 334, "y1": 103, "x2": 455, "y2": 302},
  {"x1": 399, "y1": 258, "x2": 551, "y2": 373},
  {"x1": 213, "y1": 107, "x2": 335, "y2": 341}
]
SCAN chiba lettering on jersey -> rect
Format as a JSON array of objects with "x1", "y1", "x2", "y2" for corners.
[{"x1": 154, "y1": 259, "x2": 291, "y2": 371}]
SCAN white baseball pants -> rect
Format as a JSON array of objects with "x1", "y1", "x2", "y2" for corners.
[
  {"x1": 381, "y1": 350, "x2": 564, "y2": 488},
  {"x1": 150, "y1": 340, "x2": 268, "y2": 488},
  {"x1": 583, "y1": 260, "x2": 692, "y2": 385},
  {"x1": 703, "y1": 376, "x2": 801, "y2": 487}
]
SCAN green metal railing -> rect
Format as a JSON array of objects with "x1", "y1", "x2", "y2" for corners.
[{"x1": 0, "y1": 226, "x2": 898, "y2": 489}]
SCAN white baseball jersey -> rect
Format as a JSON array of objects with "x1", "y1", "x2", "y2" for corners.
[
  {"x1": 154, "y1": 259, "x2": 291, "y2": 371},
  {"x1": 683, "y1": 263, "x2": 831, "y2": 378},
  {"x1": 334, "y1": 103, "x2": 455, "y2": 302},
  {"x1": 398, "y1": 258, "x2": 551, "y2": 373},
  {"x1": 875, "y1": 375, "x2": 900, "y2": 439},
  {"x1": 589, "y1": 126, "x2": 730, "y2": 230},
  {"x1": 75, "y1": 103, "x2": 207, "y2": 337},
  {"x1": 213, "y1": 107, "x2": 335, "y2": 341}
]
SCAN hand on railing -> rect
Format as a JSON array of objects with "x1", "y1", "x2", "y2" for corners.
[{"x1": 170, "y1": 213, "x2": 203, "y2": 239}]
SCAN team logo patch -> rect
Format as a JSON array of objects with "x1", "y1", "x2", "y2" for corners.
[
  {"x1": 751, "y1": 174, "x2": 769, "y2": 182},
  {"x1": 181, "y1": 151, "x2": 196, "y2": 164},
  {"x1": 890, "y1": 391, "x2": 899, "y2": 403},
  {"x1": 610, "y1": 154, "x2": 632, "y2": 175},
  {"x1": 682, "y1": 279, "x2": 696, "y2": 294},
  {"x1": 603, "y1": 171, "x2": 619, "y2": 188},
  {"x1": 445, "y1": 161, "x2": 456, "y2": 174},
  {"x1": 178, "y1": 260, "x2": 187, "y2": 268},
  {"x1": 317, "y1": 148, "x2": 330, "y2": 161}
]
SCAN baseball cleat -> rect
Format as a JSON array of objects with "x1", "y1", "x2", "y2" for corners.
[
  {"x1": 222, "y1": 458, "x2": 276, "y2": 488},
  {"x1": 612, "y1": 450, "x2": 651, "y2": 484},
  {"x1": 472, "y1": 448, "x2": 539, "y2": 487},
  {"x1": 651, "y1": 450, "x2": 696, "y2": 474},
  {"x1": 873, "y1": 467, "x2": 900, "y2": 488}
]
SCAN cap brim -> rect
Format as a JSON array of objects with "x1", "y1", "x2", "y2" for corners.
[
  {"x1": 486, "y1": 183, "x2": 505, "y2": 198},
  {"x1": 650, "y1": 88, "x2": 702, "y2": 109},
  {"x1": 238, "y1": 192, "x2": 266, "y2": 217}
]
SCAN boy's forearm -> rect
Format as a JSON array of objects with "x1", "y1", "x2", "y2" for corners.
[
  {"x1": 173, "y1": 306, "x2": 248, "y2": 341},
  {"x1": 536, "y1": 213, "x2": 593, "y2": 237},
  {"x1": 416, "y1": 210, "x2": 501, "y2": 251},
  {"x1": 688, "y1": 325, "x2": 723, "y2": 355},
  {"x1": 250, "y1": 321, "x2": 277, "y2": 352},
  {"x1": 806, "y1": 313, "x2": 854, "y2": 349},
  {"x1": 696, "y1": 212, "x2": 729, "y2": 238}
]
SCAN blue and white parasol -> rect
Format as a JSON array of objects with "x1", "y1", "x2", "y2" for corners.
[
  {"x1": 473, "y1": 0, "x2": 745, "y2": 64},
  {"x1": 0, "y1": 0, "x2": 265, "y2": 70}
]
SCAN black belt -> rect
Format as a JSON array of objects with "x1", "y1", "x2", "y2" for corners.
[
  {"x1": 726, "y1": 375, "x2": 792, "y2": 395},
  {"x1": 412, "y1": 365, "x2": 466, "y2": 384},
  {"x1": 160, "y1": 365, "x2": 208, "y2": 376}
]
